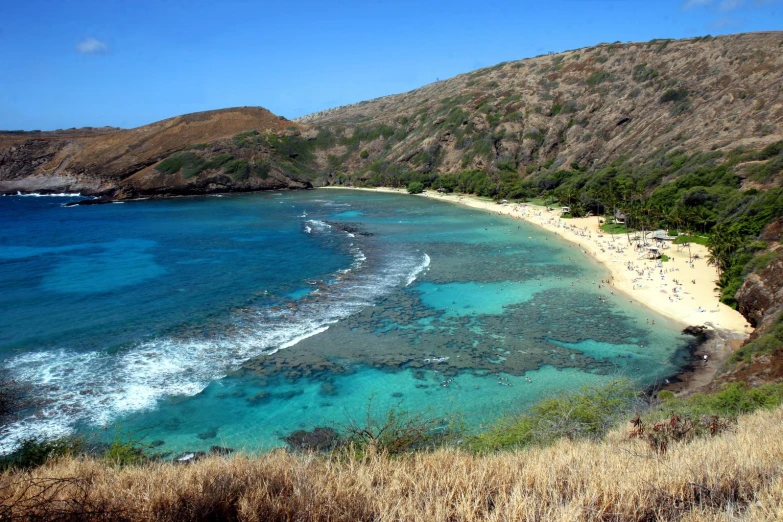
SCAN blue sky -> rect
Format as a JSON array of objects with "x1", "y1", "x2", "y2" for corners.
[{"x1": 1, "y1": 0, "x2": 781, "y2": 130}]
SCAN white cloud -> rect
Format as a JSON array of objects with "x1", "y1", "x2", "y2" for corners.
[{"x1": 76, "y1": 38, "x2": 108, "y2": 55}]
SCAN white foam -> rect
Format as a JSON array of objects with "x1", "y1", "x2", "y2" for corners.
[
  {"x1": 15, "y1": 191, "x2": 84, "y2": 197},
  {"x1": 406, "y1": 253, "x2": 431, "y2": 287},
  {"x1": 305, "y1": 219, "x2": 332, "y2": 232},
  {"x1": 0, "y1": 240, "x2": 431, "y2": 454}
]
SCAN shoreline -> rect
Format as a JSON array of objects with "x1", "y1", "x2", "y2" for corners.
[{"x1": 323, "y1": 186, "x2": 752, "y2": 394}]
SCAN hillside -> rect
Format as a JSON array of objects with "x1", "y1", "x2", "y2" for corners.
[
  {"x1": 3, "y1": 403, "x2": 783, "y2": 521},
  {"x1": 0, "y1": 107, "x2": 311, "y2": 198},
  {"x1": 296, "y1": 31, "x2": 783, "y2": 187}
]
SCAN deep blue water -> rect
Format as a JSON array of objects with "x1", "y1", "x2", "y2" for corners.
[{"x1": 0, "y1": 190, "x2": 692, "y2": 454}]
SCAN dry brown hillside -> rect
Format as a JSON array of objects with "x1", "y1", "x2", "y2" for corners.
[
  {"x1": 3, "y1": 406, "x2": 783, "y2": 521},
  {"x1": 297, "y1": 32, "x2": 783, "y2": 181},
  {"x1": 0, "y1": 107, "x2": 309, "y2": 197}
]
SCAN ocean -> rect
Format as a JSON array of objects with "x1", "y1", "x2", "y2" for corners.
[{"x1": 0, "y1": 189, "x2": 693, "y2": 454}]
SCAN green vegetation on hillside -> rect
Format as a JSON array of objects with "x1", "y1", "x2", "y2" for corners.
[
  {"x1": 728, "y1": 312, "x2": 783, "y2": 365},
  {"x1": 342, "y1": 142, "x2": 783, "y2": 307}
]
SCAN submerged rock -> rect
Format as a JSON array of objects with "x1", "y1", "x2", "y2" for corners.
[
  {"x1": 283, "y1": 426, "x2": 339, "y2": 452},
  {"x1": 197, "y1": 427, "x2": 219, "y2": 440}
]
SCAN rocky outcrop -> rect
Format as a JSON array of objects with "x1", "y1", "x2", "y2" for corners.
[
  {"x1": 736, "y1": 218, "x2": 783, "y2": 332},
  {"x1": 719, "y1": 218, "x2": 783, "y2": 386}
]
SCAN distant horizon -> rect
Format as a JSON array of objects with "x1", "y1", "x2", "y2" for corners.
[{"x1": 2, "y1": 0, "x2": 782, "y2": 130}]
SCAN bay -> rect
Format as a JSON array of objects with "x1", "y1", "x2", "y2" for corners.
[{"x1": 0, "y1": 190, "x2": 693, "y2": 454}]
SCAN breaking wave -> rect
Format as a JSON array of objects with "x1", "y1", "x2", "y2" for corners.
[{"x1": 0, "y1": 221, "x2": 430, "y2": 454}]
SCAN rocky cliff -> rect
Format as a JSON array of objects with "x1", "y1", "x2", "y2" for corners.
[{"x1": 723, "y1": 219, "x2": 783, "y2": 385}]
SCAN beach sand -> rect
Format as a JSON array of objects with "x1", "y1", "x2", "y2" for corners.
[{"x1": 322, "y1": 186, "x2": 752, "y2": 393}]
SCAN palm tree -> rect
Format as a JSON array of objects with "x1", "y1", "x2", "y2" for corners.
[
  {"x1": 696, "y1": 207, "x2": 713, "y2": 234},
  {"x1": 706, "y1": 224, "x2": 740, "y2": 276}
]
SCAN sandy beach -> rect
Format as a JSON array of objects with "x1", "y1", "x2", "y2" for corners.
[{"x1": 323, "y1": 186, "x2": 753, "y2": 392}]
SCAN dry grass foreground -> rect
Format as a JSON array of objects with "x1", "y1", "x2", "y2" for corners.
[{"x1": 2, "y1": 408, "x2": 782, "y2": 521}]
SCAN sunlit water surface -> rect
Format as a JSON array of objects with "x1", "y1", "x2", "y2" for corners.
[{"x1": 0, "y1": 190, "x2": 693, "y2": 454}]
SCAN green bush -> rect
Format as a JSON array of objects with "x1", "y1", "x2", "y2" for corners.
[
  {"x1": 0, "y1": 436, "x2": 85, "y2": 470},
  {"x1": 103, "y1": 438, "x2": 147, "y2": 467},
  {"x1": 469, "y1": 379, "x2": 640, "y2": 452},
  {"x1": 232, "y1": 129, "x2": 259, "y2": 147},
  {"x1": 407, "y1": 181, "x2": 424, "y2": 194},
  {"x1": 728, "y1": 313, "x2": 783, "y2": 365},
  {"x1": 742, "y1": 251, "x2": 780, "y2": 275},
  {"x1": 652, "y1": 382, "x2": 783, "y2": 420},
  {"x1": 660, "y1": 88, "x2": 688, "y2": 103},
  {"x1": 586, "y1": 71, "x2": 611, "y2": 87},
  {"x1": 204, "y1": 154, "x2": 234, "y2": 171},
  {"x1": 156, "y1": 152, "x2": 205, "y2": 178},
  {"x1": 155, "y1": 155, "x2": 185, "y2": 175},
  {"x1": 223, "y1": 159, "x2": 250, "y2": 180},
  {"x1": 251, "y1": 161, "x2": 271, "y2": 179},
  {"x1": 339, "y1": 400, "x2": 458, "y2": 457},
  {"x1": 632, "y1": 64, "x2": 659, "y2": 83},
  {"x1": 360, "y1": 150, "x2": 369, "y2": 159}
]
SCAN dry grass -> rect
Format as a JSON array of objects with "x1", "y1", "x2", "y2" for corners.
[{"x1": 2, "y1": 407, "x2": 782, "y2": 521}]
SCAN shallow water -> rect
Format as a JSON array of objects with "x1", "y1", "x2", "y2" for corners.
[{"x1": 0, "y1": 190, "x2": 693, "y2": 454}]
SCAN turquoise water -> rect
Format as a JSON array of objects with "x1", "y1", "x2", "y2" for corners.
[{"x1": 0, "y1": 190, "x2": 693, "y2": 455}]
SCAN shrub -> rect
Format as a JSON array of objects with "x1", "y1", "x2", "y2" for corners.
[
  {"x1": 728, "y1": 314, "x2": 783, "y2": 365},
  {"x1": 103, "y1": 438, "x2": 147, "y2": 467},
  {"x1": 223, "y1": 159, "x2": 250, "y2": 180},
  {"x1": 632, "y1": 64, "x2": 659, "y2": 83},
  {"x1": 0, "y1": 436, "x2": 85, "y2": 470},
  {"x1": 232, "y1": 129, "x2": 259, "y2": 147},
  {"x1": 339, "y1": 400, "x2": 456, "y2": 457},
  {"x1": 251, "y1": 161, "x2": 271, "y2": 179},
  {"x1": 407, "y1": 181, "x2": 424, "y2": 194},
  {"x1": 660, "y1": 88, "x2": 689, "y2": 103},
  {"x1": 156, "y1": 152, "x2": 205, "y2": 178},
  {"x1": 155, "y1": 155, "x2": 185, "y2": 175},
  {"x1": 742, "y1": 250, "x2": 780, "y2": 275},
  {"x1": 469, "y1": 379, "x2": 640, "y2": 452},
  {"x1": 586, "y1": 70, "x2": 611, "y2": 87},
  {"x1": 630, "y1": 414, "x2": 732, "y2": 454},
  {"x1": 360, "y1": 150, "x2": 369, "y2": 159},
  {"x1": 653, "y1": 382, "x2": 783, "y2": 419},
  {"x1": 203, "y1": 154, "x2": 234, "y2": 171}
]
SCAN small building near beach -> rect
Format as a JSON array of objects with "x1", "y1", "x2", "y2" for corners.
[{"x1": 646, "y1": 229, "x2": 676, "y2": 242}]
